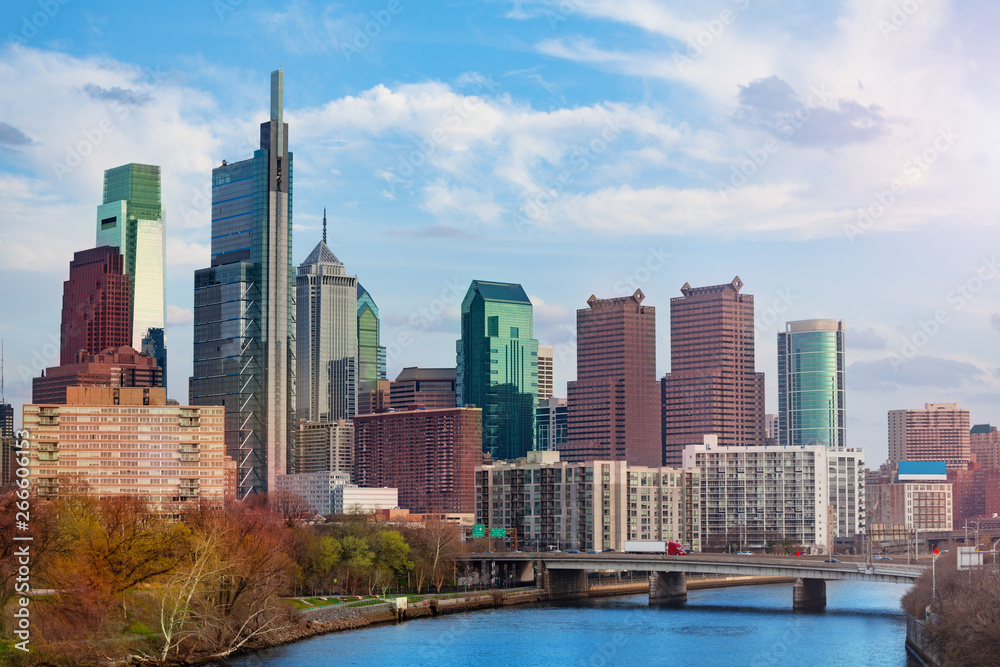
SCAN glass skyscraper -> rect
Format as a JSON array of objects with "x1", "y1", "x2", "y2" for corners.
[
  {"x1": 296, "y1": 218, "x2": 358, "y2": 424},
  {"x1": 456, "y1": 280, "x2": 538, "y2": 460},
  {"x1": 96, "y1": 163, "x2": 167, "y2": 385},
  {"x1": 777, "y1": 319, "x2": 846, "y2": 448},
  {"x1": 190, "y1": 70, "x2": 295, "y2": 497},
  {"x1": 357, "y1": 283, "x2": 386, "y2": 399}
]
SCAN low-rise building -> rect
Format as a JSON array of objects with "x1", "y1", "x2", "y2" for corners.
[
  {"x1": 476, "y1": 450, "x2": 700, "y2": 552},
  {"x1": 276, "y1": 470, "x2": 398, "y2": 515},
  {"x1": 869, "y1": 461, "x2": 952, "y2": 532}
]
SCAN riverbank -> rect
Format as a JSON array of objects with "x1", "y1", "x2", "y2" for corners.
[{"x1": 216, "y1": 575, "x2": 800, "y2": 664}]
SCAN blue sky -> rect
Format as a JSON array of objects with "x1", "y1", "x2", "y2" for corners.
[{"x1": 2, "y1": 0, "x2": 999, "y2": 465}]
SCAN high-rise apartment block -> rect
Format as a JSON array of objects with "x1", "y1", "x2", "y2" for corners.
[
  {"x1": 22, "y1": 387, "x2": 231, "y2": 510},
  {"x1": 190, "y1": 70, "x2": 295, "y2": 497},
  {"x1": 683, "y1": 439, "x2": 864, "y2": 553},
  {"x1": 536, "y1": 397, "x2": 567, "y2": 451},
  {"x1": 389, "y1": 367, "x2": 457, "y2": 410},
  {"x1": 662, "y1": 278, "x2": 765, "y2": 466},
  {"x1": 456, "y1": 280, "x2": 538, "y2": 460},
  {"x1": 96, "y1": 163, "x2": 167, "y2": 383},
  {"x1": 296, "y1": 220, "x2": 358, "y2": 423},
  {"x1": 60, "y1": 247, "x2": 131, "y2": 365},
  {"x1": 948, "y1": 466, "x2": 1000, "y2": 529},
  {"x1": 33, "y1": 346, "x2": 162, "y2": 405},
  {"x1": 353, "y1": 406, "x2": 482, "y2": 513},
  {"x1": 536, "y1": 344, "x2": 553, "y2": 400},
  {"x1": 970, "y1": 424, "x2": 1000, "y2": 469},
  {"x1": 476, "y1": 451, "x2": 701, "y2": 552},
  {"x1": 564, "y1": 291, "x2": 660, "y2": 466},
  {"x1": 778, "y1": 319, "x2": 846, "y2": 448},
  {"x1": 888, "y1": 403, "x2": 971, "y2": 470},
  {"x1": 294, "y1": 419, "x2": 354, "y2": 475}
]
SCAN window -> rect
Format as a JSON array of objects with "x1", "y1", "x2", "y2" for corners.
[{"x1": 510, "y1": 326, "x2": 519, "y2": 338}]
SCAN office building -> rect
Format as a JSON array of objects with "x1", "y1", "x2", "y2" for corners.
[
  {"x1": 353, "y1": 406, "x2": 482, "y2": 513},
  {"x1": 32, "y1": 346, "x2": 162, "y2": 405},
  {"x1": 60, "y1": 247, "x2": 131, "y2": 365},
  {"x1": 476, "y1": 451, "x2": 700, "y2": 552},
  {"x1": 970, "y1": 424, "x2": 1000, "y2": 469},
  {"x1": 662, "y1": 278, "x2": 765, "y2": 466},
  {"x1": 1, "y1": 401, "x2": 13, "y2": 486},
  {"x1": 456, "y1": 280, "x2": 538, "y2": 460},
  {"x1": 360, "y1": 379, "x2": 391, "y2": 416},
  {"x1": 537, "y1": 344, "x2": 553, "y2": 400},
  {"x1": 683, "y1": 439, "x2": 864, "y2": 553},
  {"x1": 275, "y1": 470, "x2": 397, "y2": 515},
  {"x1": 296, "y1": 214, "x2": 358, "y2": 423},
  {"x1": 357, "y1": 282, "x2": 387, "y2": 414},
  {"x1": 294, "y1": 419, "x2": 354, "y2": 475},
  {"x1": 764, "y1": 414, "x2": 778, "y2": 446},
  {"x1": 190, "y1": 70, "x2": 295, "y2": 497},
  {"x1": 868, "y1": 461, "x2": 952, "y2": 532},
  {"x1": 536, "y1": 397, "x2": 567, "y2": 452},
  {"x1": 389, "y1": 367, "x2": 456, "y2": 410},
  {"x1": 564, "y1": 291, "x2": 660, "y2": 466},
  {"x1": 22, "y1": 387, "x2": 230, "y2": 511},
  {"x1": 888, "y1": 403, "x2": 971, "y2": 470},
  {"x1": 777, "y1": 319, "x2": 846, "y2": 448},
  {"x1": 96, "y1": 163, "x2": 167, "y2": 384}
]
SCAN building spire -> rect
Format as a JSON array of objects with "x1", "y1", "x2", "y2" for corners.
[
  {"x1": 1, "y1": 339, "x2": 4, "y2": 404},
  {"x1": 323, "y1": 208, "x2": 327, "y2": 244}
]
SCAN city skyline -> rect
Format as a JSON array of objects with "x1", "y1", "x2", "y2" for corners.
[{"x1": 2, "y1": 2, "x2": 999, "y2": 467}]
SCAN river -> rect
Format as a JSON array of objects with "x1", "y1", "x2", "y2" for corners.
[{"x1": 227, "y1": 581, "x2": 918, "y2": 666}]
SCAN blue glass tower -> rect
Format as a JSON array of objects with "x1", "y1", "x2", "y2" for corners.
[
  {"x1": 190, "y1": 70, "x2": 295, "y2": 497},
  {"x1": 777, "y1": 319, "x2": 846, "y2": 448}
]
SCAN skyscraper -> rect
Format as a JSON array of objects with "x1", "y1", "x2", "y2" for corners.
[
  {"x1": 457, "y1": 280, "x2": 539, "y2": 460},
  {"x1": 777, "y1": 319, "x2": 846, "y2": 448},
  {"x1": 96, "y1": 163, "x2": 167, "y2": 385},
  {"x1": 889, "y1": 403, "x2": 971, "y2": 470},
  {"x1": 190, "y1": 70, "x2": 295, "y2": 497},
  {"x1": 661, "y1": 277, "x2": 765, "y2": 466},
  {"x1": 563, "y1": 290, "x2": 660, "y2": 466},
  {"x1": 357, "y1": 280, "x2": 386, "y2": 412},
  {"x1": 296, "y1": 214, "x2": 358, "y2": 424},
  {"x1": 537, "y1": 344, "x2": 554, "y2": 400},
  {"x1": 389, "y1": 367, "x2": 456, "y2": 410},
  {"x1": 60, "y1": 246, "x2": 131, "y2": 365}
]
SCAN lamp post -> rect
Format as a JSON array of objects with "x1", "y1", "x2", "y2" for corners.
[{"x1": 931, "y1": 548, "x2": 942, "y2": 609}]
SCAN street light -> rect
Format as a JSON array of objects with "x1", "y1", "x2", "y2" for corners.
[{"x1": 931, "y1": 547, "x2": 943, "y2": 609}]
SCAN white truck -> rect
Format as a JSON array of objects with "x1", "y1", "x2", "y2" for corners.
[{"x1": 623, "y1": 540, "x2": 688, "y2": 555}]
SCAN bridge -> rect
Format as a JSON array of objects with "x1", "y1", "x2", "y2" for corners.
[{"x1": 462, "y1": 552, "x2": 925, "y2": 610}]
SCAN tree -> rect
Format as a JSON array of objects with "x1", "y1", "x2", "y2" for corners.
[
  {"x1": 338, "y1": 535, "x2": 375, "y2": 594},
  {"x1": 407, "y1": 519, "x2": 461, "y2": 593}
]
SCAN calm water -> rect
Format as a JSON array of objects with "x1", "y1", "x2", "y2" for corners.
[{"x1": 230, "y1": 581, "x2": 917, "y2": 667}]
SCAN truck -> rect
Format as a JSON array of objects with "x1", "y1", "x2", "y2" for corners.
[{"x1": 623, "y1": 540, "x2": 688, "y2": 555}]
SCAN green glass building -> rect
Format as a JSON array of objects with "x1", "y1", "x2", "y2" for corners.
[
  {"x1": 357, "y1": 283, "x2": 386, "y2": 398},
  {"x1": 457, "y1": 280, "x2": 538, "y2": 460},
  {"x1": 777, "y1": 319, "x2": 846, "y2": 448},
  {"x1": 96, "y1": 162, "x2": 166, "y2": 385}
]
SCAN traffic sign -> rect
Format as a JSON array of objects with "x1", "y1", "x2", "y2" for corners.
[
  {"x1": 490, "y1": 528, "x2": 507, "y2": 537},
  {"x1": 472, "y1": 524, "x2": 485, "y2": 537}
]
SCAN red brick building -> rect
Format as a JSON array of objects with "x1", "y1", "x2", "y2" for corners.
[
  {"x1": 563, "y1": 290, "x2": 660, "y2": 466},
  {"x1": 353, "y1": 406, "x2": 481, "y2": 513},
  {"x1": 948, "y1": 466, "x2": 1000, "y2": 528},
  {"x1": 661, "y1": 277, "x2": 765, "y2": 466},
  {"x1": 33, "y1": 346, "x2": 162, "y2": 404},
  {"x1": 61, "y1": 247, "x2": 132, "y2": 365},
  {"x1": 971, "y1": 424, "x2": 1000, "y2": 469}
]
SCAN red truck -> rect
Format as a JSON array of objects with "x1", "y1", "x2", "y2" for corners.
[{"x1": 624, "y1": 540, "x2": 689, "y2": 555}]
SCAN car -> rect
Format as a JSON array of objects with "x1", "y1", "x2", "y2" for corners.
[
  {"x1": 566, "y1": 549, "x2": 581, "y2": 554},
  {"x1": 735, "y1": 551, "x2": 753, "y2": 556},
  {"x1": 873, "y1": 556, "x2": 893, "y2": 561},
  {"x1": 824, "y1": 558, "x2": 841, "y2": 563},
  {"x1": 602, "y1": 548, "x2": 616, "y2": 553},
  {"x1": 586, "y1": 549, "x2": 599, "y2": 554}
]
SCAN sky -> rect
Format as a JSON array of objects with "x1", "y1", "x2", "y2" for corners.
[{"x1": 1, "y1": 0, "x2": 999, "y2": 466}]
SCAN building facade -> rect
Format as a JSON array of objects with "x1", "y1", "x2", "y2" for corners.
[
  {"x1": 947, "y1": 466, "x2": 1000, "y2": 528},
  {"x1": 869, "y1": 462, "x2": 953, "y2": 532},
  {"x1": 888, "y1": 403, "x2": 971, "y2": 470},
  {"x1": 1, "y1": 402, "x2": 13, "y2": 486},
  {"x1": 777, "y1": 319, "x2": 846, "y2": 448},
  {"x1": 536, "y1": 397, "x2": 567, "y2": 452},
  {"x1": 190, "y1": 70, "x2": 295, "y2": 497},
  {"x1": 33, "y1": 346, "x2": 162, "y2": 405},
  {"x1": 353, "y1": 406, "x2": 482, "y2": 513},
  {"x1": 389, "y1": 367, "x2": 456, "y2": 410},
  {"x1": 683, "y1": 439, "x2": 864, "y2": 553},
  {"x1": 564, "y1": 290, "x2": 660, "y2": 466},
  {"x1": 356, "y1": 283, "x2": 386, "y2": 414},
  {"x1": 96, "y1": 162, "x2": 167, "y2": 384},
  {"x1": 662, "y1": 278, "x2": 765, "y2": 466},
  {"x1": 294, "y1": 419, "x2": 354, "y2": 475},
  {"x1": 456, "y1": 280, "x2": 538, "y2": 460},
  {"x1": 970, "y1": 424, "x2": 1000, "y2": 469},
  {"x1": 22, "y1": 387, "x2": 229, "y2": 511},
  {"x1": 61, "y1": 246, "x2": 132, "y2": 365},
  {"x1": 296, "y1": 223, "x2": 358, "y2": 424},
  {"x1": 475, "y1": 451, "x2": 700, "y2": 552},
  {"x1": 536, "y1": 344, "x2": 553, "y2": 400}
]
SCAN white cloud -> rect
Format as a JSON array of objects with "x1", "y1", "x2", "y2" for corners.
[{"x1": 166, "y1": 305, "x2": 193, "y2": 326}]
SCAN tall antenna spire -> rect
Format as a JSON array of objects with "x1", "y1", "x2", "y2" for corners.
[
  {"x1": 1, "y1": 339, "x2": 5, "y2": 405},
  {"x1": 322, "y1": 208, "x2": 327, "y2": 244}
]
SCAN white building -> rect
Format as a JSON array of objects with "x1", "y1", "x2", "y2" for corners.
[
  {"x1": 276, "y1": 470, "x2": 397, "y2": 515},
  {"x1": 683, "y1": 437, "x2": 864, "y2": 554},
  {"x1": 334, "y1": 486, "x2": 399, "y2": 515}
]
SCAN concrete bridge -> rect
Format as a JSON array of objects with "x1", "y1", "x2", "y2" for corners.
[{"x1": 463, "y1": 552, "x2": 925, "y2": 610}]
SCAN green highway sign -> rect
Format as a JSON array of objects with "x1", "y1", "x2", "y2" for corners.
[
  {"x1": 472, "y1": 524, "x2": 485, "y2": 537},
  {"x1": 490, "y1": 528, "x2": 507, "y2": 537}
]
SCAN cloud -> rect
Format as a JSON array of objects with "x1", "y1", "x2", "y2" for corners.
[
  {"x1": 847, "y1": 327, "x2": 887, "y2": 350},
  {"x1": 389, "y1": 225, "x2": 479, "y2": 239},
  {"x1": 529, "y1": 295, "x2": 572, "y2": 325},
  {"x1": 848, "y1": 356, "x2": 986, "y2": 391},
  {"x1": 0, "y1": 121, "x2": 35, "y2": 148},
  {"x1": 992, "y1": 313, "x2": 1000, "y2": 333},
  {"x1": 81, "y1": 83, "x2": 151, "y2": 106},
  {"x1": 166, "y1": 305, "x2": 193, "y2": 326}
]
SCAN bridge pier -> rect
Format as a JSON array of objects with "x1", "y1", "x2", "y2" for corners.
[
  {"x1": 542, "y1": 568, "x2": 589, "y2": 601},
  {"x1": 649, "y1": 572, "x2": 687, "y2": 605},
  {"x1": 792, "y1": 578, "x2": 826, "y2": 610}
]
